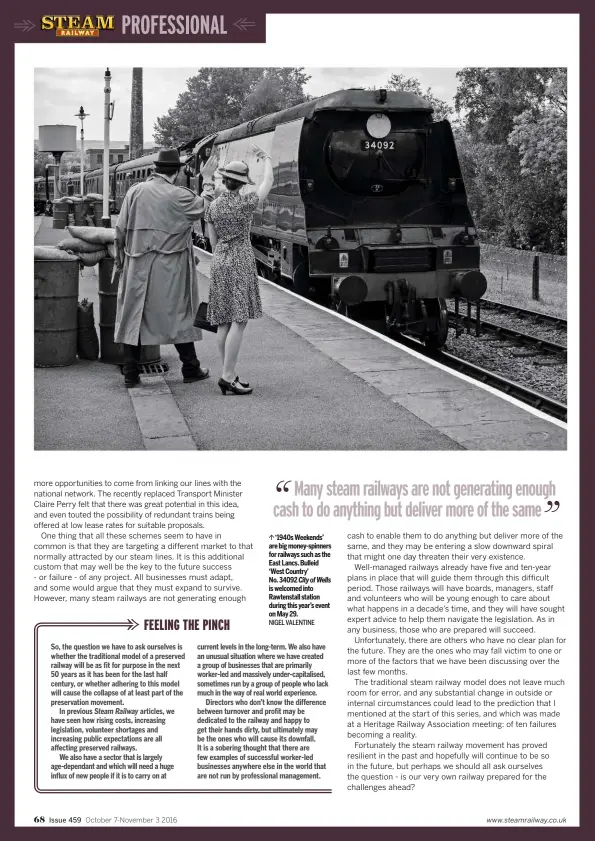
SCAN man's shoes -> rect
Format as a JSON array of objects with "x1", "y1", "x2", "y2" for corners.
[
  {"x1": 124, "y1": 376, "x2": 140, "y2": 388},
  {"x1": 183, "y1": 366, "x2": 210, "y2": 384}
]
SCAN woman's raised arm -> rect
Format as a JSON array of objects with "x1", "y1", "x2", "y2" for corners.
[{"x1": 251, "y1": 144, "x2": 274, "y2": 204}]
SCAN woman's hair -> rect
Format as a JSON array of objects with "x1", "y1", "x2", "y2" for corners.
[{"x1": 223, "y1": 177, "x2": 243, "y2": 191}]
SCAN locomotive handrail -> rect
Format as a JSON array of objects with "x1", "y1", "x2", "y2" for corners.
[{"x1": 308, "y1": 203, "x2": 347, "y2": 222}]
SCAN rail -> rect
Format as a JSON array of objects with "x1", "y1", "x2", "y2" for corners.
[
  {"x1": 478, "y1": 298, "x2": 567, "y2": 329},
  {"x1": 447, "y1": 312, "x2": 567, "y2": 358}
]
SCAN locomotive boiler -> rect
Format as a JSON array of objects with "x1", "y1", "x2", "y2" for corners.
[{"x1": 190, "y1": 88, "x2": 486, "y2": 347}]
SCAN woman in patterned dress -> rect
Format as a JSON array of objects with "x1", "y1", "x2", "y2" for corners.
[{"x1": 205, "y1": 145, "x2": 274, "y2": 395}]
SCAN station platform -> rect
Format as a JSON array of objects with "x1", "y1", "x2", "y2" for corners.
[{"x1": 33, "y1": 215, "x2": 566, "y2": 451}]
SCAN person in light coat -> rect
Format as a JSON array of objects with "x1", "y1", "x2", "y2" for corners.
[{"x1": 113, "y1": 148, "x2": 216, "y2": 387}]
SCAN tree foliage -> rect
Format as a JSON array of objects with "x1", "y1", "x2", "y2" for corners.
[
  {"x1": 34, "y1": 142, "x2": 90, "y2": 178},
  {"x1": 34, "y1": 141, "x2": 52, "y2": 177},
  {"x1": 153, "y1": 68, "x2": 311, "y2": 147},
  {"x1": 385, "y1": 73, "x2": 452, "y2": 122},
  {"x1": 508, "y1": 69, "x2": 567, "y2": 194},
  {"x1": 455, "y1": 68, "x2": 567, "y2": 253},
  {"x1": 61, "y1": 150, "x2": 91, "y2": 175},
  {"x1": 240, "y1": 69, "x2": 312, "y2": 121}
]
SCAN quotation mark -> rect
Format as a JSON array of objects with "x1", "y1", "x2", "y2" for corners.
[
  {"x1": 544, "y1": 500, "x2": 560, "y2": 512},
  {"x1": 276, "y1": 480, "x2": 291, "y2": 492}
]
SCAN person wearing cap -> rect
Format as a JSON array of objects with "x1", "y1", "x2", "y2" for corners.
[
  {"x1": 113, "y1": 148, "x2": 217, "y2": 387},
  {"x1": 204, "y1": 145, "x2": 274, "y2": 395}
]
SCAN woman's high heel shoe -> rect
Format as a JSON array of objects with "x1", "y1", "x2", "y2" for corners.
[
  {"x1": 218, "y1": 377, "x2": 253, "y2": 395},
  {"x1": 234, "y1": 376, "x2": 249, "y2": 388}
]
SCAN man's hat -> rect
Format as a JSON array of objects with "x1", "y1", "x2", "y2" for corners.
[
  {"x1": 217, "y1": 160, "x2": 254, "y2": 185},
  {"x1": 154, "y1": 149, "x2": 184, "y2": 169}
]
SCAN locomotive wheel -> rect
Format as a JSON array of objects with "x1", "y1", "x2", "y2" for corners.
[{"x1": 424, "y1": 298, "x2": 449, "y2": 349}]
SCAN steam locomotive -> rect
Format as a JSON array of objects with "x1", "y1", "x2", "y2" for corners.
[
  {"x1": 36, "y1": 89, "x2": 486, "y2": 346},
  {"x1": 190, "y1": 88, "x2": 486, "y2": 346}
]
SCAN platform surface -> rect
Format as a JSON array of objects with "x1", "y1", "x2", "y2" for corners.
[{"x1": 33, "y1": 216, "x2": 567, "y2": 451}]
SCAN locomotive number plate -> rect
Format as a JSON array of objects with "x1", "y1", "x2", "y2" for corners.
[{"x1": 361, "y1": 139, "x2": 395, "y2": 151}]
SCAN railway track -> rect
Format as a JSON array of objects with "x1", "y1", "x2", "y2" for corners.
[
  {"x1": 339, "y1": 305, "x2": 568, "y2": 421},
  {"x1": 394, "y1": 333, "x2": 567, "y2": 422},
  {"x1": 476, "y1": 298, "x2": 567, "y2": 330},
  {"x1": 436, "y1": 349, "x2": 567, "y2": 422},
  {"x1": 447, "y1": 312, "x2": 567, "y2": 358}
]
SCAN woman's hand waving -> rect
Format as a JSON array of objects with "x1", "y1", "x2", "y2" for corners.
[
  {"x1": 250, "y1": 144, "x2": 270, "y2": 161},
  {"x1": 251, "y1": 144, "x2": 274, "y2": 204},
  {"x1": 200, "y1": 153, "x2": 218, "y2": 180}
]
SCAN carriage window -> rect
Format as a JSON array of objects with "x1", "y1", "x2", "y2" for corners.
[{"x1": 326, "y1": 129, "x2": 426, "y2": 197}]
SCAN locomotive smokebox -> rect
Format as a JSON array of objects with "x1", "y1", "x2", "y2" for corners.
[{"x1": 451, "y1": 270, "x2": 487, "y2": 302}]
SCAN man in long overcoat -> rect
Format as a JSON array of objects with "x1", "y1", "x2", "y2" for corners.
[{"x1": 113, "y1": 149, "x2": 216, "y2": 387}]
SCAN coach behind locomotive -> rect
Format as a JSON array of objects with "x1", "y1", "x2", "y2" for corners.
[
  {"x1": 52, "y1": 150, "x2": 196, "y2": 215},
  {"x1": 192, "y1": 88, "x2": 486, "y2": 347}
]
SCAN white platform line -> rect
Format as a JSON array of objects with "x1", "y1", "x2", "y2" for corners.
[{"x1": 259, "y1": 277, "x2": 567, "y2": 430}]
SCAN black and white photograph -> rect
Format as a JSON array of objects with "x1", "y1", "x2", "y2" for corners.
[{"x1": 33, "y1": 66, "x2": 568, "y2": 451}]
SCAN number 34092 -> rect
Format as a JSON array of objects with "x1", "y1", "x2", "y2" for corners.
[{"x1": 362, "y1": 140, "x2": 395, "y2": 150}]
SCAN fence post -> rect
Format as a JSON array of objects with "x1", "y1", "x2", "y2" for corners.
[{"x1": 532, "y1": 255, "x2": 540, "y2": 301}]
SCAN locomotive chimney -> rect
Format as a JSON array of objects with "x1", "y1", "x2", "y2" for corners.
[{"x1": 129, "y1": 67, "x2": 144, "y2": 160}]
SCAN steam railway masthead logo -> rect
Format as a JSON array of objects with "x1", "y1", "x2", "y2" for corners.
[{"x1": 40, "y1": 15, "x2": 115, "y2": 37}]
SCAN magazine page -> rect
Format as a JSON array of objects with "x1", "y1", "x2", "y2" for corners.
[{"x1": 12, "y1": 3, "x2": 583, "y2": 834}]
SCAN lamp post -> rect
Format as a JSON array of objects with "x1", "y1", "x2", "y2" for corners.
[
  {"x1": 102, "y1": 68, "x2": 115, "y2": 227},
  {"x1": 75, "y1": 106, "x2": 89, "y2": 197}
]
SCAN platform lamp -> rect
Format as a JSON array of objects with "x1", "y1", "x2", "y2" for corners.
[
  {"x1": 102, "y1": 68, "x2": 115, "y2": 227},
  {"x1": 75, "y1": 106, "x2": 89, "y2": 196}
]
